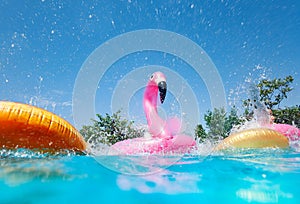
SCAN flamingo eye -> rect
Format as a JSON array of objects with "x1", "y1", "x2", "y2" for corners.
[{"x1": 150, "y1": 74, "x2": 154, "y2": 80}]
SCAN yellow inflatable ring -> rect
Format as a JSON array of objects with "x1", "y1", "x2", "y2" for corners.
[
  {"x1": 0, "y1": 101, "x2": 87, "y2": 152},
  {"x1": 215, "y1": 128, "x2": 289, "y2": 151}
]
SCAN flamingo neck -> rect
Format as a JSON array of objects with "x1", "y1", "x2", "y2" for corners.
[{"x1": 143, "y1": 81, "x2": 167, "y2": 138}]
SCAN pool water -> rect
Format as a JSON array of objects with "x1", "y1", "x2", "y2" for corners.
[{"x1": 1, "y1": 148, "x2": 300, "y2": 203}]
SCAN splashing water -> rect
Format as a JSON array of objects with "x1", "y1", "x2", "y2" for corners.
[
  {"x1": 229, "y1": 83, "x2": 300, "y2": 151},
  {"x1": 229, "y1": 65, "x2": 274, "y2": 133},
  {"x1": 249, "y1": 84, "x2": 271, "y2": 126},
  {"x1": 230, "y1": 89, "x2": 273, "y2": 136}
]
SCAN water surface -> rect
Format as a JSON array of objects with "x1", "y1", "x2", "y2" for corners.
[{"x1": 1, "y1": 148, "x2": 299, "y2": 203}]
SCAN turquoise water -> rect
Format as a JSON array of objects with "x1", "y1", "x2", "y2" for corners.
[{"x1": 1, "y1": 148, "x2": 300, "y2": 203}]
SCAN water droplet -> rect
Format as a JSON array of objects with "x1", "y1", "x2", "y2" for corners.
[
  {"x1": 21, "y1": 33, "x2": 27, "y2": 39},
  {"x1": 111, "y1": 20, "x2": 115, "y2": 28}
]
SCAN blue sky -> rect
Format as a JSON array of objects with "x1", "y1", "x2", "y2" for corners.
[{"x1": 0, "y1": 0, "x2": 299, "y2": 131}]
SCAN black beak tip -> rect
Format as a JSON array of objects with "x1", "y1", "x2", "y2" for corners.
[
  {"x1": 160, "y1": 94, "x2": 165, "y2": 104},
  {"x1": 158, "y1": 81, "x2": 167, "y2": 104}
]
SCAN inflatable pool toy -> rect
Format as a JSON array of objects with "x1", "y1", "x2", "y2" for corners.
[
  {"x1": 109, "y1": 132, "x2": 195, "y2": 155},
  {"x1": 215, "y1": 128, "x2": 289, "y2": 151},
  {"x1": 267, "y1": 123, "x2": 300, "y2": 141},
  {"x1": 0, "y1": 101, "x2": 87, "y2": 152},
  {"x1": 109, "y1": 72, "x2": 195, "y2": 155}
]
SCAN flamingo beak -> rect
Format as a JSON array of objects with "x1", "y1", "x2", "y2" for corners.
[{"x1": 158, "y1": 81, "x2": 167, "y2": 104}]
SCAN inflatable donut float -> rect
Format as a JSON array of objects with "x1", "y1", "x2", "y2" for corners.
[
  {"x1": 267, "y1": 123, "x2": 300, "y2": 141},
  {"x1": 215, "y1": 128, "x2": 289, "y2": 151},
  {"x1": 0, "y1": 101, "x2": 87, "y2": 152}
]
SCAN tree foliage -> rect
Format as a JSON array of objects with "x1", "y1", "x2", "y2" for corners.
[
  {"x1": 195, "y1": 124, "x2": 207, "y2": 142},
  {"x1": 257, "y1": 75, "x2": 293, "y2": 109},
  {"x1": 195, "y1": 75, "x2": 299, "y2": 140},
  {"x1": 273, "y1": 105, "x2": 300, "y2": 128},
  {"x1": 250, "y1": 75, "x2": 298, "y2": 127},
  {"x1": 255, "y1": 75, "x2": 299, "y2": 127},
  {"x1": 204, "y1": 107, "x2": 226, "y2": 138},
  {"x1": 195, "y1": 107, "x2": 242, "y2": 140},
  {"x1": 243, "y1": 76, "x2": 294, "y2": 114},
  {"x1": 80, "y1": 110, "x2": 144, "y2": 145}
]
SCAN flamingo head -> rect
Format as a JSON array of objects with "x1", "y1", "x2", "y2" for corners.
[{"x1": 149, "y1": 72, "x2": 167, "y2": 104}]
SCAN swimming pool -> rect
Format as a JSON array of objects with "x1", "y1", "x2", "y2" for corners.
[
  {"x1": 1, "y1": 148, "x2": 299, "y2": 203},
  {"x1": 1, "y1": 1, "x2": 300, "y2": 203}
]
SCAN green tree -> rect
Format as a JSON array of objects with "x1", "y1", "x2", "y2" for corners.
[
  {"x1": 198, "y1": 107, "x2": 242, "y2": 139},
  {"x1": 257, "y1": 75, "x2": 294, "y2": 109},
  {"x1": 273, "y1": 105, "x2": 300, "y2": 128},
  {"x1": 243, "y1": 75, "x2": 298, "y2": 126},
  {"x1": 80, "y1": 110, "x2": 144, "y2": 145},
  {"x1": 205, "y1": 108, "x2": 226, "y2": 138},
  {"x1": 195, "y1": 75, "x2": 298, "y2": 140},
  {"x1": 195, "y1": 124, "x2": 207, "y2": 142},
  {"x1": 243, "y1": 76, "x2": 293, "y2": 110},
  {"x1": 224, "y1": 107, "x2": 243, "y2": 133}
]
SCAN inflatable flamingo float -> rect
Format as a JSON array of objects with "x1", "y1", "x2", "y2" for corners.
[
  {"x1": 267, "y1": 123, "x2": 300, "y2": 142},
  {"x1": 109, "y1": 72, "x2": 196, "y2": 155},
  {"x1": 265, "y1": 109, "x2": 300, "y2": 142}
]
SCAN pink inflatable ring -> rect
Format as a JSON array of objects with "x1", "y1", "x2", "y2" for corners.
[{"x1": 267, "y1": 123, "x2": 300, "y2": 141}]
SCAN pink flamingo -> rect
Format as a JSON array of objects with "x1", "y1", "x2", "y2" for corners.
[
  {"x1": 265, "y1": 109, "x2": 300, "y2": 142},
  {"x1": 109, "y1": 72, "x2": 196, "y2": 155},
  {"x1": 267, "y1": 123, "x2": 300, "y2": 142}
]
